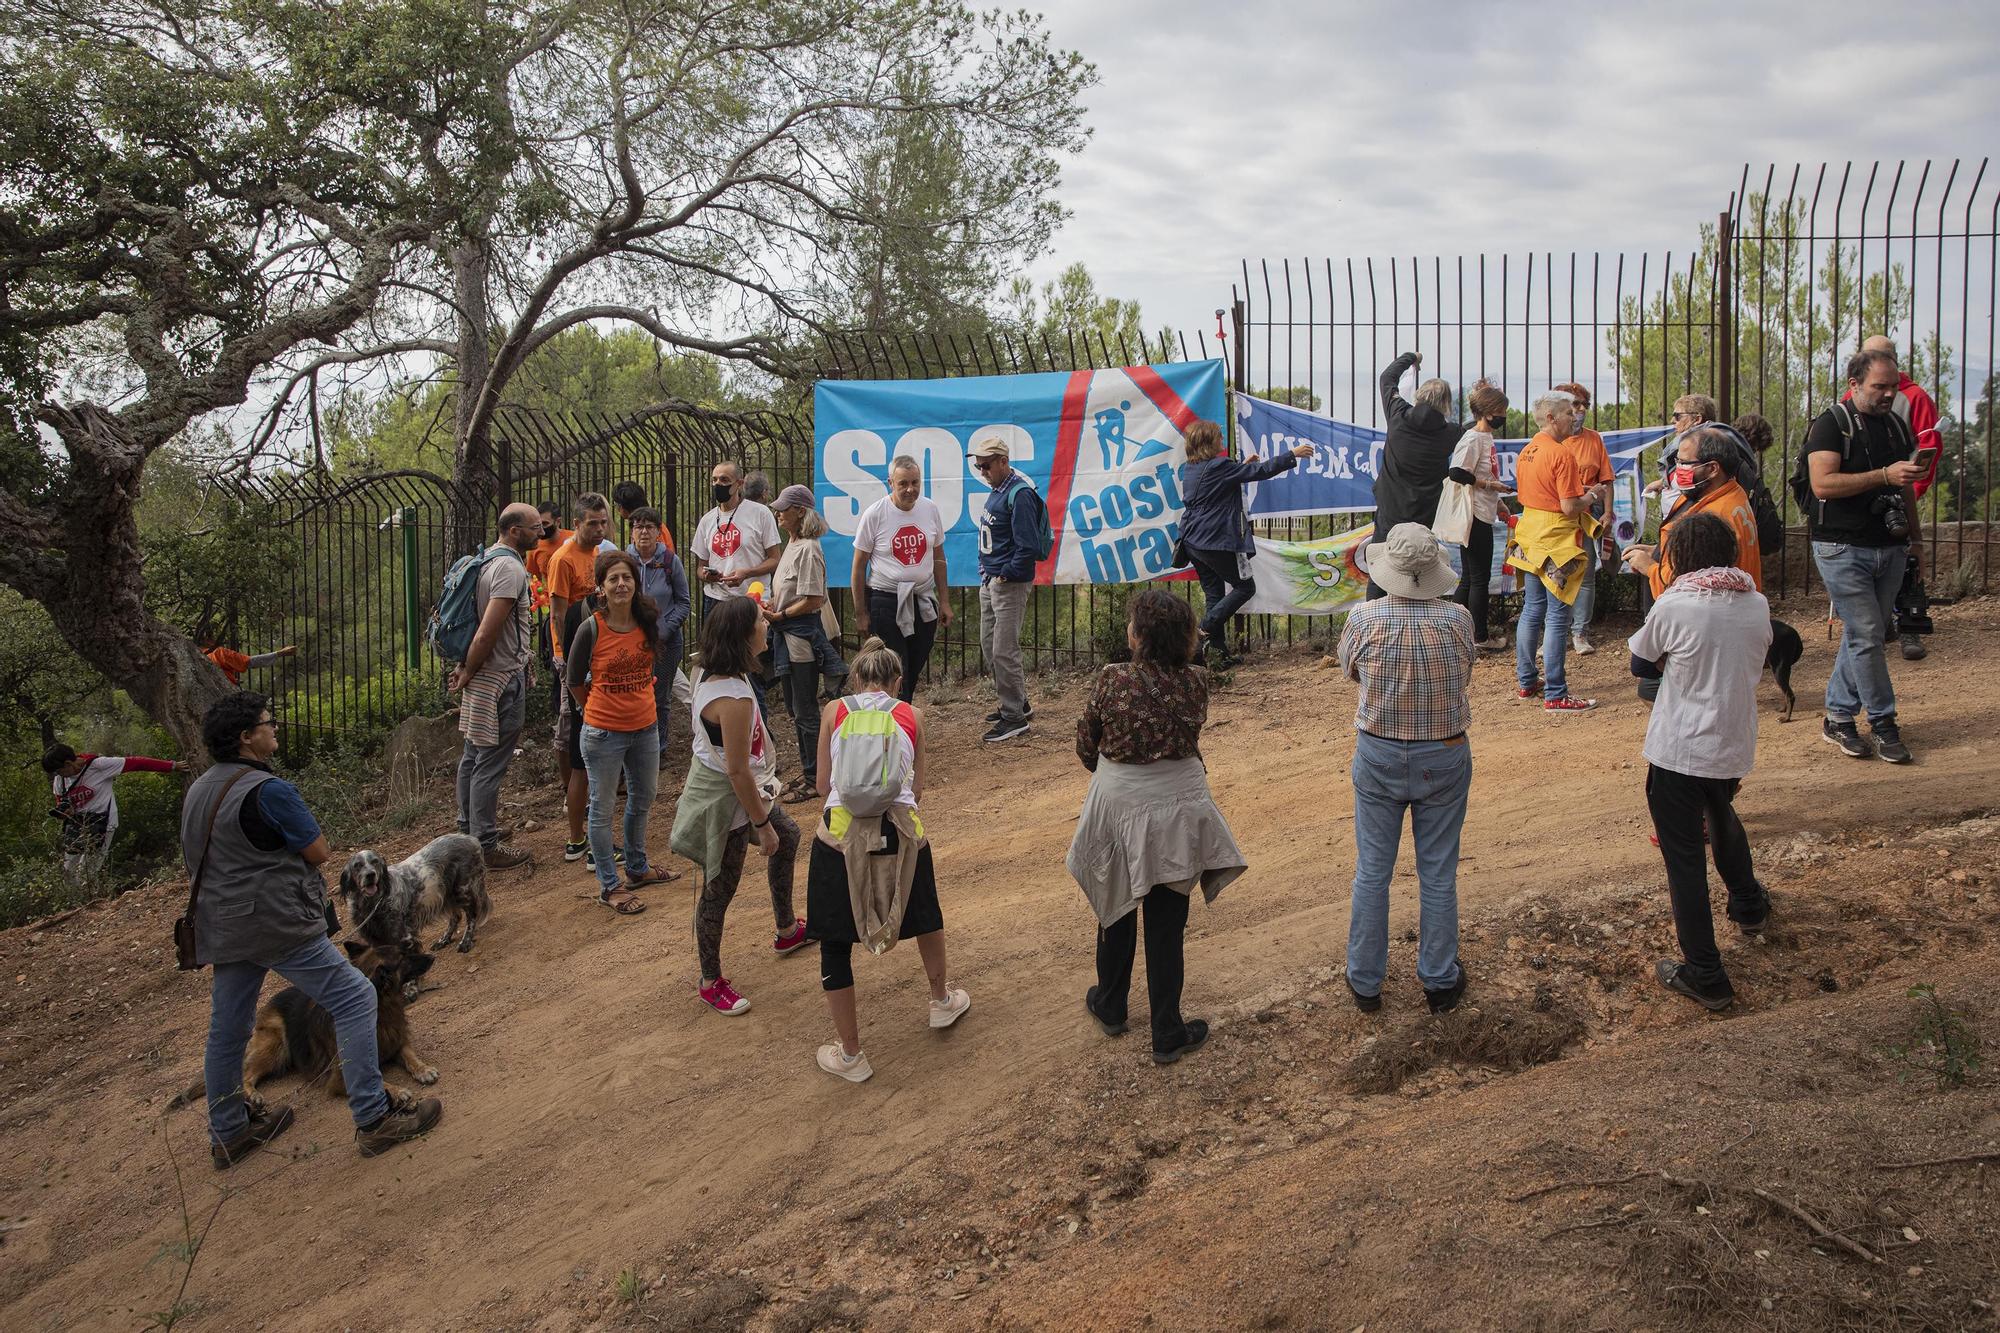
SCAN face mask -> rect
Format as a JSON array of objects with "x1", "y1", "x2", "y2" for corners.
[
  {"x1": 711, "y1": 482, "x2": 734, "y2": 505},
  {"x1": 1670, "y1": 463, "x2": 1710, "y2": 491}
]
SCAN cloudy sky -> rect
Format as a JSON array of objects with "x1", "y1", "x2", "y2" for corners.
[{"x1": 1018, "y1": 0, "x2": 2000, "y2": 408}]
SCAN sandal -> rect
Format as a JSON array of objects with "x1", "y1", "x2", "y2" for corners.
[
  {"x1": 598, "y1": 889, "x2": 647, "y2": 915},
  {"x1": 779, "y1": 776, "x2": 817, "y2": 804},
  {"x1": 625, "y1": 865, "x2": 681, "y2": 888}
]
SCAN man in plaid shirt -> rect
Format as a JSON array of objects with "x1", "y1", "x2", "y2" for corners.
[{"x1": 1337, "y1": 523, "x2": 1476, "y2": 1015}]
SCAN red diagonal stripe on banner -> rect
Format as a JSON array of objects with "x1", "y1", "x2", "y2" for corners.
[
  {"x1": 1035, "y1": 369, "x2": 1094, "y2": 584},
  {"x1": 1127, "y1": 363, "x2": 1200, "y2": 434}
]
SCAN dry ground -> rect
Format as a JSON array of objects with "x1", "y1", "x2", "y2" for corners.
[{"x1": 3, "y1": 595, "x2": 1998, "y2": 1331}]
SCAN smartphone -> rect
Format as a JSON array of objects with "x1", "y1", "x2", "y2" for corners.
[{"x1": 1913, "y1": 445, "x2": 1939, "y2": 471}]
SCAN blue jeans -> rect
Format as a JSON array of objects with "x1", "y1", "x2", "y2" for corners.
[
  {"x1": 580, "y1": 723, "x2": 660, "y2": 895},
  {"x1": 1515, "y1": 576, "x2": 1575, "y2": 700},
  {"x1": 771, "y1": 615, "x2": 847, "y2": 679},
  {"x1": 1346, "y1": 731, "x2": 1472, "y2": 996},
  {"x1": 205, "y1": 934, "x2": 388, "y2": 1142},
  {"x1": 1814, "y1": 541, "x2": 1906, "y2": 726},
  {"x1": 1572, "y1": 532, "x2": 1601, "y2": 629}
]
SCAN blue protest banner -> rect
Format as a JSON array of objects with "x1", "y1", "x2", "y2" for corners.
[{"x1": 816, "y1": 361, "x2": 1228, "y2": 586}]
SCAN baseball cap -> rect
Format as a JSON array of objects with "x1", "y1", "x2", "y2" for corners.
[{"x1": 770, "y1": 484, "x2": 815, "y2": 513}]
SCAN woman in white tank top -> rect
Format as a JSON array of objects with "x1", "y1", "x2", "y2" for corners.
[{"x1": 803, "y1": 637, "x2": 969, "y2": 1083}]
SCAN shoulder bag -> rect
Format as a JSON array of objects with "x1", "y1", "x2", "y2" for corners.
[{"x1": 174, "y1": 768, "x2": 253, "y2": 971}]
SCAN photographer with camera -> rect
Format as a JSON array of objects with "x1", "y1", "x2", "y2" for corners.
[{"x1": 1800, "y1": 348, "x2": 1927, "y2": 764}]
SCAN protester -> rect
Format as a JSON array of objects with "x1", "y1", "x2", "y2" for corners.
[
  {"x1": 670, "y1": 597, "x2": 807, "y2": 1016},
  {"x1": 1443, "y1": 380, "x2": 1512, "y2": 650},
  {"x1": 1069, "y1": 590, "x2": 1244, "y2": 1065},
  {"x1": 852, "y1": 455, "x2": 951, "y2": 701},
  {"x1": 445, "y1": 502, "x2": 538, "y2": 870},
  {"x1": 1841, "y1": 335, "x2": 1942, "y2": 661},
  {"x1": 44, "y1": 744, "x2": 184, "y2": 877},
  {"x1": 691, "y1": 465, "x2": 783, "y2": 681},
  {"x1": 610, "y1": 481, "x2": 646, "y2": 528},
  {"x1": 1627, "y1": 514, "x2": 1773, "y2": 1011},
  {"x1": 1552, "y1": 382, "x2": 1614, "y2": 654},
  {"x1": 743, "y1": 471, "x2": 773, "y2": 506},
  {"x1": 1806, "y1": 348, "x2": 1924, "y2": 764},
  {"x1": 549, "y1": 494, "x2": 619, "y2": 863},
  {"x1": 805, "y1": 638, "x2": 970, "y2": 1082},
  {"x1": 1177, "y1": 419, "x2": 1312, "y2": 667},
  {"x1": 765, "y1": 486, "x2": 847, "y2": 803},
  {"x1": 1337, "y1": 524, "x2": 1476, "y2": 1012},
  {"x1": 525, "y1": 500, "x2": 569, "y2": 589},
  {"x1": 969, "y1": 436, "x2": 1045, "y2": 741},
  {"x1": 186, "y1": 691, "x2": 441, "y2": 1166},
  {"x1": 203, "y1": 640, "x2": 298, "y2": 686},
  {"x1": 1508, "y1": 391, "x2": 1604, "y2": 712},
  {"x1": 627, "y1": 506, "x2": 690, "y2": 759},
  {"x1": 1625, "y1": 428, "x2": 1764, "y2": 597},
  {"x1": 1368, "y1": 351, "x2": 1461, "y2": 600},
  {"x1": 567, "y1": 550, "x2": 679, "y2": 914},
  {"x1": 558, "y1": 596, "x2": 612, "y2": 870}
]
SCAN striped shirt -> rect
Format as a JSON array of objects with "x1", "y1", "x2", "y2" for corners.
[{"x1": 1337, "y1": 598, "x2": 1475, "y2": 741}]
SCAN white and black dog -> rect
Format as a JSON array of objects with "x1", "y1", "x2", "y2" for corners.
[{"x1": 336, "y1": 833, "x2": 492, "y2": 955}]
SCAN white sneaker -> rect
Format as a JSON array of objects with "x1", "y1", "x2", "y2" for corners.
[
  {"x1": 816, "y1": 1042, "x2": 873, "y2": 1083},
  {"x1": 1571, "y1": 631, "x2": 1597, "y2": 655},
  {"x1": 929, "y1": 986, "x2": 972, "y2": 1029}
]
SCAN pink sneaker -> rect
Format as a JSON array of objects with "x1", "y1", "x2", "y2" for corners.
[
  {"x1": 1516, "y1": 681, "x2": 1544, "y2": 699},
  {"x1": 773, "y1": 920, "x2": 809, "y2": 956},
  {"x1": 698, "y1": 977, "x2": 750, "y2": 1016},
  {"x1": 1544, "y1": 696, "x2": 1597, "y2": 712}
]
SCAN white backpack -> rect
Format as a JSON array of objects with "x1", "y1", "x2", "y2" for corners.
[{"x1": 829, "y1": 697, "x2": 911, "y2": 816}]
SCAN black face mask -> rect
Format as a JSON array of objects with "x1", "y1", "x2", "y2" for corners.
[{"x1": 711, "y1": 482, "x2": 734, "y2": 505}]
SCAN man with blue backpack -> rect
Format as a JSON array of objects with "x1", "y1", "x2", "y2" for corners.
[
  {"x1": 969, "y1": 436, "x2": 1052, "y2": 743},
  {"x1": 439, "y1": 502, "x2": 540, "y2": 870}
]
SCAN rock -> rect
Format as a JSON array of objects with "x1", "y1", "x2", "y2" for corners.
[{"x1": 384, "y1": 713, "x2": 467, "y2": 807}]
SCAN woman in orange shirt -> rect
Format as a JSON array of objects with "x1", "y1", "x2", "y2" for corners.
[
  {"x1": 566, "y1": 550, "x2": 680, "y2": 914},
  {"x1": 1553, "y1": 383, "x2": 1614, "y2": 654}
]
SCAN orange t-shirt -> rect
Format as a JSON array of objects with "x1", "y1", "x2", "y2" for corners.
[
  {"x1": 1566, "y1": 427, "x2": 1613, "y2": 488},
  {"x1": 577, "y1": 616, "x2": 657, "y2": 732},
  {"x1": 1513, "y1": 432, "x2": 1585, "y2": 514},
  {"x1": 1651, "y1": 480, "x2": 1764, "y2": 596},
  {"x1": 547, "y1": 536, "x2": 604, "y2": 653},
  {"x1": 525, "y1": 530, "x2": 570, "y2": 583},
  {"x1": 206, "y1": 647, "x2": 250, "y2": 684}
]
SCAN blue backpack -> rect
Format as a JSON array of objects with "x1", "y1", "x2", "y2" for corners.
[
  {"x1": 1003, "y1": 476, "x2": 1056, "y2": 560},
  {"x1": 428, "y1": 547, "x2": 514, "y2": 663}
]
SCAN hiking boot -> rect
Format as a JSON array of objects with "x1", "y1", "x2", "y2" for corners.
[
  {"x1": 816, "y1": 1042, "x2": 873, "y2": 1083},
  {"x1": 1152, "y1": 1018, "x2": 1210, "y2": 1065},
  {"x1": 211, "y1": 1103, "x2": 294, "y2": 1170},
  {"x1": 1571, "y1": 630, "x2": 1597, "y2": 655},
  {"x1": 1544, "y1": 696, "x2": 1596, "y2": 712},
  {"x1": 356, "y1": 1095, "x2": 443, "y2": 1158},
  {"x1": 1425, "y1": 974, "x2": 1468, "y2": 1014},
  {"x1": 1084, "y1": 985, "x2": 1127, "y2": 1036},
  {"x1": 984, "y1": 705, "x2": 1034, "y2": 723},
  {"x1": 1820, "y1": 718, "x2": 1872, "y2": 759},
  {"x1": 1347, "y1": 979, "x2": 1381, "y2": 1013},
  {"x1": 929, "y1": 986, "x2": 972, "y2": 1029},
  {"x1": 983, "y1": 719, "x2": 1030, "y2": 743},
  {"x1": 1654, "y1": 960, "x2": 1734, "y2": 1012},
  {"x1": 1872, "y1": 721, "x2": 1913, "y2": 765},
  {"x1": 482, "y1": 843, "x2": 531, "y2": 871},
  {"x1": 1899, "y1": 632, "x2": 1928, "y2": 661},
  {"x1": 563, "y1": 840, "x2": 588, "y2": 862}
]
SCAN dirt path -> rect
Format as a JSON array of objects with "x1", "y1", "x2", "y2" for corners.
[{"x1": 3, "y1": 596, "x2": 1997, "y2": 1330}]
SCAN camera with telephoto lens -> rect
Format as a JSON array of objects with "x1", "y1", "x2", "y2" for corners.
[{"x1": 1870, "y1": 490, "x2": 1910, "y2": 540}]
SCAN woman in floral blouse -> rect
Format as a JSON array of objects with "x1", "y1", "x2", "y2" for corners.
[{"x1": 1067, "y1": 590, "x2": 1246, "y2": 1065}]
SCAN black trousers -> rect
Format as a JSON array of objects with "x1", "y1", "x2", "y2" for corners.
[
  {"x1": 1093, "y1": 886, "x2": 1189, "y2": 1049},
  {"x1": 1453, "y1": 518, "x2": 1494, "y2": 639},
  {"x1": 866, "y1": 589, "x2": 937, "y2": 703},
  {"x1": 1645, "y1": 764, "x2": 1768, "y2": 994},
  {"x1": 782, "y1": 664, "x2": 820, "y2": 779},
  {"x1": 1187, "y1": 546, "x2": 1256, "y2": 648}
]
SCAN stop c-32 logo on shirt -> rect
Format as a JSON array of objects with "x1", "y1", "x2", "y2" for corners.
[
  {"x1": 890, "y1": 525, "x2": 929, "y2": 566},
  {"x1": 709, "y1": 524, "x2": 742, "y2": 558}
]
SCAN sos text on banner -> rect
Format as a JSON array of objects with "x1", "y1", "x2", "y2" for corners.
[{"x1": 817, "y1": 361, "x2": 1228, "y2": 586}]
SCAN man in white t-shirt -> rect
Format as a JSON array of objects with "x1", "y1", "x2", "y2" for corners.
[
  {"x1": 692, "y1": 461, "x2": 782, "y2": 603},
  {"x1": 44, "y1": 744, "x2": 184, "y2": 877},
  {"x1": 1626, "y1": 511, "x2": 1772, "y2": 1013},
  {"x1": 851, "y1": 454, "x2": 952, "y2": 703}
]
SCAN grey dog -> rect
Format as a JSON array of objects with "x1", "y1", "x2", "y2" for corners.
[{"x1": 336, "y1": 833, "x2": 492, "y2": 955}]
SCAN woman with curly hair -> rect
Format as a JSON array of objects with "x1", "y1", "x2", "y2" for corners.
[{"x1": 1068, "y1": 590, "x2": 1246, "y2": 1065}]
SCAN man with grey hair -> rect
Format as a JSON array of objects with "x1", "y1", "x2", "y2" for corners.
[
  {"x1": 447, "y1": 501, "x2": 540, "y2": 869},
  {"x1": 1368, "y1": 351, "x2": 1462, "y2": 600},
  {"x1": 742, "y1": 471, "x2": 773, "y2": 506},
  {"x1": 852, "y1": 454, "x2": 951, "y2": 701}
]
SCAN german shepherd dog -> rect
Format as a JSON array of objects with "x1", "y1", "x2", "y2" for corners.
[
  {"x1": 337, "y1": 833, "x2": 491, "y2": 954},
  {"x1": 167, "y1": 941, "x2": 438, "y2": 1110},
  {"x1": 1767, "y1": 616, "x2": 1804, "y2": 722}
]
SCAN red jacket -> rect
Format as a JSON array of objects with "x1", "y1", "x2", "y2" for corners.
[{"x1": 1842, "y1": 373, "x2": 1941, "y2": 498}]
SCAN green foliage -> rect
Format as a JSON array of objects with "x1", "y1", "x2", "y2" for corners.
[
  {"x1": 613, "y1": 1268, "x2": 643, "y2": 1305},
  {"x1": 1883, "y1": 983, "x2": 1984, "y2": 1090},
  {"x1": 1007, "y1": 263, "x2": 1146, "y2": 356},
  {"x1": 0, "y1": 860, "x2": 97, "y2": 930},
  {"x1": 1258, "y1": 385, "x2": 1323, "y2": 411}
]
